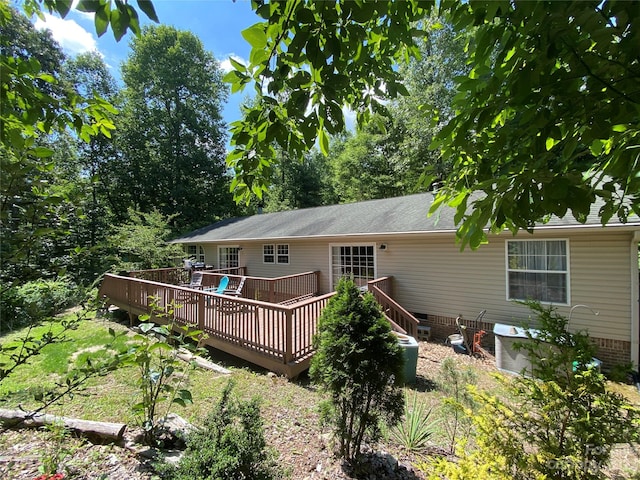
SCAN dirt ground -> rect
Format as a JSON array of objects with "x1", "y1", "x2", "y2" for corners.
[{"x1": 1, "y1": 341, "x2": 638, "y2": 480}]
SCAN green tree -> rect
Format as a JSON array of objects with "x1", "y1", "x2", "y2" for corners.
[
  {"x1": 226, "y1": 0, "x2": 640, "y2": 248},
  {"x1": 115, "y1": 25, "x2": 234, "y2": 233},
  {"x1": 390, "y1": 14, "x2": 472, "y2": 187},
  {"x1": 309, "y1": 277, "x2": 405, "y2": 463},
  {"x1": 63, "y1": 52, "x2": 120, "y2": 283},
  {"x1": 328, "y1": 125, "x2": 400, "y2": 203},
  {"x1": 1, "y1": 6, "x2": 76, "y2": 285},
  {"x1": 0, "y1": 0, "x2": 154, "y2": 414},
  {"x1": 108, "y1": 209, "x2": 183, "y2": 272},
  {"x1": 264, "y1": 147, "x2": 334, "y2": 212}
]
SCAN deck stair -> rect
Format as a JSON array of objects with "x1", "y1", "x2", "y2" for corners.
[{"x1": 367, "y1": 278, "x2": 420, "y2": 339}]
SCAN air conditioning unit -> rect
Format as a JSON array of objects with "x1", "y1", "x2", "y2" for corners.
[{"x1": 493, "y1": 323, "x2": 536, "y2": 375}]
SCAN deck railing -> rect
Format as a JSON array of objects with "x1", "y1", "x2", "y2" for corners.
[
  {"x1": 129, "y1": 266, "x2": 247, "y2": 285},
  {"x1": 98, "y1": 273, "x2": 329, "y2": 377},
  {"x1": 99, "y1": 273, "x2": 415, "y2": 375},
  {"x1": 201, "y1": 271, "x2": 319, "y2": 303},
  {"x1": 368, "y1": 277, "x2": 418, "y2": 338}
]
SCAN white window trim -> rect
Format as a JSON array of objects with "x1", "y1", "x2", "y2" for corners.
[
  {"x1": 218, "y1": 245, "x2": 240, "y2": 269},
  {"x1": 185, "y1": 244, "x2": 205, "y2": 263},
  {"x1": 263, "y1": 243, "x2": 289, "y2": 265},
  {"x1": 505, "y1": 238, "x2": 571, "y2": 306},
  {"x1": 263, "y1": 244, "x2": 275, "y2": 264},
  {"x1": 276, "y1": 243, "x2": 290, "y2": 265},
  {"x1": 328, "y1": 243, "x2": 377, "y2": 291}
]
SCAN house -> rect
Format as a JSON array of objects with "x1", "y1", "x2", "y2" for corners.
[{"x1": 172, "y1": 193, "x2": 640, "y2": 368}]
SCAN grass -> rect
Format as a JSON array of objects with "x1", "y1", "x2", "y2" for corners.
[
  {"x1": 2, "y1": 310, "x2": 639, "y2": 479},
  {"x1": 0, "y1": 311, "x2": 322, "y2": 426},
  {"x1": 0, "y1": 313, "x2": 130, "y2": 399}
]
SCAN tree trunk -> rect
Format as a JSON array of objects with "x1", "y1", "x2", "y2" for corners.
[{"x1": 0, "y1": 408, "x2": 127, "y2": 443}]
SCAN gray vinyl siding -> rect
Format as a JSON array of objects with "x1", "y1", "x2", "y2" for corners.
[{"x1": 192, "y1": 229, "x2": 635, "y2": 342}]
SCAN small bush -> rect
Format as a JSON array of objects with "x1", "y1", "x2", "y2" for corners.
[
  {"x1": 1, "y1": 277, "x2": 79, "y2": 331},
  {"x1": 15, "y1": 277, "x2": 77, "y2": 318},
  {"x1": 156, "y1": 379, "x2": 283, "y2": 480},
  {"x1": 432, "y1": 302, "x2": 640, "y2": 480}
]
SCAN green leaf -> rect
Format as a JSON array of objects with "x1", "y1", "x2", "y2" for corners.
[
  {"x1": 590, "y1": 139, "x2": 604, "y2": 156},
  {"x1": 229, "y1": 56, "x2": 247, "y2": 72},
  {"x1": 29, "y1": 146, "x2": 54, "y2": 158},
  {"x1": 54, "y1": 0, "x2": 72, "y2": 17},
  {"x1": 176, "y1": 389, "x2": 193, "y2": 402},
  {"x1": 318, "y1": 126, "x2": 329, "y2": 156},
  {"x1": 136, "y1": 0, "x2": 159, "y2": 22},
  {"x1": 149, "y1": 342, "x2": 172, "y2": 352},
  {"x1": 76, "y1": 0, "x2": 100, "y2": 12},
  {"x1": 110, "y1": 8, "x2": 127, "y2": 41},
  {"x1": 139, "y1": 323, "x2": 154, "y2": 333},
  {"x1": 545, "y1": 137, "x2": 557, "y2": 151},
  {"x1": 241, "y1": 24, "x2": 267, "y2": 50},
  {"x1": 296, "y1": 7, "x2": 315, "y2": 24},
  {"x1": 94, "y1": 4, "x2": 110, "y2": 37}
]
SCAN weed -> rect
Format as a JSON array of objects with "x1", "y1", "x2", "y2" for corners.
[
  {"x1": 119, "y1": 299, "x2": 206, "y2": 446},
  {"x1": 38, "y1": 422, "x2": 72, "y2": 476}
]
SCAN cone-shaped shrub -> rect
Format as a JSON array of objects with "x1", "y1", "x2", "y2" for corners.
[{"x1": 310, "y1": 277, "x2": 405, "y2": 462}]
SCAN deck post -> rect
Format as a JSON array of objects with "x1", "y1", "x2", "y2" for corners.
[
  {"x1": 284, "y1": 308, "x2": 293, "y2": 364},
  {"x1": 197, "y1": 294, "x2": 205, "y2": 331},
  {"x1": 126, "y1": 277, "x2": 132, "y2": 311}
]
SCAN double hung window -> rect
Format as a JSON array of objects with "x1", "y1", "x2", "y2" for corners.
[{"x1": 506, "y1": 240, "x2": 569, "y2": 304}]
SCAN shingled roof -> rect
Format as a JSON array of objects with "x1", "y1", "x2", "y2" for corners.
[{"x1": 171, "y1": 192, "x2": 638, "y2": 243}]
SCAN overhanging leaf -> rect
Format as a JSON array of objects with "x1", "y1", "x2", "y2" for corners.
[{"x1": 241, "y1": 24, "x2": 267, "y2": 50}]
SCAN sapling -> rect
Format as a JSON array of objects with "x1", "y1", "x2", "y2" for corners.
[{"x1": 120, "y1": 299, "x2": 206, "y2": 446}]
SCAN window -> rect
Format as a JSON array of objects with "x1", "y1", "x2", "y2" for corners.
[
  {"x1": 263, "y1": 245, "x2": 275, "y2": 263},
  {"x1": 263, "y1": 244, "x2": 289, "y2": 264},
  {"x1": 218, "y1": 246, "x2": 239, "y2": 269},
  {"x1": 277, "y1": 244, "x2": 289, "y2": 264},
  {"x1": 331, "y1": 245, "x2": 376, "y2": 289},
  {"x1": 185, "y1": 245, "x2": 205, "y2": 263},
  {"x1": 506, "y1": 240, "x2": 569, "y2": 304}
]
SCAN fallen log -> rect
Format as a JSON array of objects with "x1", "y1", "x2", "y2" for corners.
[
  {"x1": 0, "y1": 408, "x2": 126, "y2": 443},
  {"x1": 177, "y1": 349, "x2": 231, "y2": 374}
]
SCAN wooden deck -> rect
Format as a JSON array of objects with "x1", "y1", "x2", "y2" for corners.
[
  {"x1": 99, "y1": 273, "x2": 332, "y2": 378},
  {"x1": 98, "y1": 272, "x2": 419, "y2": 378}
]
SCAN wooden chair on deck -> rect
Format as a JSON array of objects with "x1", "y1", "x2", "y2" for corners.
[
  {"x1": 224, "y1": 276, "x2": 246, "y2": 297},
  {"x1": 203, "y1": 276, "x2": 230, "y2": 306},
  {"x1": 181, "y1": 271, "x2": 203, "y2": 289},
  {"x1": 220, "y1": 277, "x2": 248, "y2": 314},
  {"x1": 174, "y1": 271, "x2": 204, "y2": 305}
]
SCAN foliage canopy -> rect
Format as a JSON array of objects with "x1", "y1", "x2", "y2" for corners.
[{"x1": 226, "y1": 0, "x2": 640, "y2": 248}]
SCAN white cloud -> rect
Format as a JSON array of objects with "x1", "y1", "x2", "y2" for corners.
[
  {"x1": 219, "y1": 54, "x2": 248, "y2": 73},
  {"x1": 34, "y1": 13, "x2": 98, "y2": 56}
]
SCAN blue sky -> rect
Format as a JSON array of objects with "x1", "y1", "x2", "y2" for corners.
[{"x1": 34, "y1": 0, "x2": 260, "y2": 126}]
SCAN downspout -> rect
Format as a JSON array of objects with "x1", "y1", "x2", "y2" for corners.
[{"x1": 631, "y1": 231, "x2": 640, "y2": 368}]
